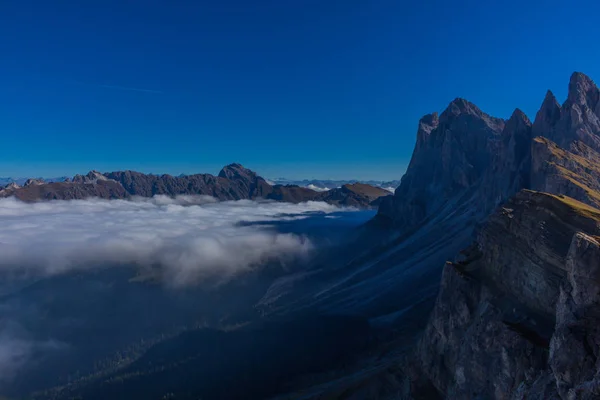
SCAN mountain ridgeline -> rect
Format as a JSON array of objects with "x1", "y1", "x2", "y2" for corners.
[
  {"x1": 371, "y1": 72, "x2": 600, "y2": 399},
  {"x1": 0, "y1": 163, "x2": 390, "y2": 208},
  {"x1": 379, "y1": 72, "x2": 600, "y2": 228}
]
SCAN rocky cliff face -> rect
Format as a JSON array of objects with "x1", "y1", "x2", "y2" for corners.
[
  {"x1": 530, "y1": 137, "x2": 600, "y2": 209},
  {"x1": 415, "y1": 191, "x2": 600, "y2": 399},
  {"x1": 379, "y1": 72, "x2": 600, "y2": 229},
  {"x1": 403, "y1": 73, "x2": 600, "y2": 399},
  {"x1": 535, "y1": 73, "x2": 600, "y2": 152},
  {"x1": 377, "y1": 98, "x2": 530, "y2": 229}
]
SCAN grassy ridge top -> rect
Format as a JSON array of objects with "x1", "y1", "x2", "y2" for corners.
[{"x1": 521, "y1": 189, "x2": 600, "y2": 222}]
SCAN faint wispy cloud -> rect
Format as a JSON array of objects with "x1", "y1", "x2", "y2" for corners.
[
  {"x1": 73, "y1": 80, "x2": 163, "y2": 94},
  {"x1": 96, "y1": 84, "x2": 163, "y2": 94}
]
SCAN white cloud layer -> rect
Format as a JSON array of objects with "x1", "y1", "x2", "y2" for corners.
[
  {"x1": 306, "y1": 184, "x2": 330, "y2": 192},
  {"x1": 0, "y1": 196, "x2": 347, "y2": 285}
]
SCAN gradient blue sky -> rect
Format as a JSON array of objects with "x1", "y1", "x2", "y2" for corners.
[{"x1": 0, "y1": 0, "x2": 598, "y2": 180}]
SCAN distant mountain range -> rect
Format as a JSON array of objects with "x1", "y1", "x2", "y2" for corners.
[
  {"x1": 0, "y1": 176, "x2": 69, "y2": 186},
  {"x1": 0, "y1": 164, "x2": 391, "y2": 208},
  {"x1": 268, "y1": 179, "x2": 400, "y2": 192},
  {"x1": 0, "y1": 176, "x2": 400, "y2": 193}
]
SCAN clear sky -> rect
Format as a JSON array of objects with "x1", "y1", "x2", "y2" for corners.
[{"x1": 0, "y1": 0, "x2": 598, "y2": 180}]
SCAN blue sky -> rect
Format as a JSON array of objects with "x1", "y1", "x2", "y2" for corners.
[{"x1": 0, "y1": 0, "x2": 598, "y2": 180}]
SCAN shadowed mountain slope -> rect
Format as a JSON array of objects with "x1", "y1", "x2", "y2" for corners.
[{"x1": 260, "y1": 72, "x2": 600, "y2": 399}]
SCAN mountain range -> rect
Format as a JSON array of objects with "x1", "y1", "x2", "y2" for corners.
[
  {"x1": 0, "y1": 164, "x2": 391, "y2": 208},
  {"x1": 268, "y1": 178, "x2": 400, "y2": 192},
  {"x1": 0, "y1": 177, "x2": 400, "y2": 193},
  {"x1": 4, "y1": 71, "x2": 600, "y2": 400},
  {"x1": 0, "y1": 177, "x2": 69, "y2": 186}
]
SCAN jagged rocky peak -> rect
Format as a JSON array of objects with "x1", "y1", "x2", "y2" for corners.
[
  {"x1": 218, "y1": 163, "x2": 258, "y2": 181},
  {"x1": 505, "y1": 108, "x2": 531, "y2": 131},
  {"x1": 501, "y1": 108, "x2": 532, "y2": 156},
  {"x1": 72, "y1": 170, "x2": 110, "y2": 184},
  {"x1": 482, "y1": 107, "x2": 533, "y2": 208},
  {"x1": 533, "y1": 72, "x2": 600, "y2": 152},
  {"x1": 563, "y1": 72, "x2": 600, "y2": 132},
  {"x1": 4, "y1": 182, "x2": 21, "y2": 190},
  {"x1": 415, "y1": 112, "x2": 439, "y2": 150},
  {"x1": 440, "y1": 97, "x2": 479, "y2": 118},
  {"x1": 532, "y1": 90, "x2": 561, "y2": 136},
  {"x1": 567, "y1": 71, "x2": 600, "y2": 108},
  {"x1": 23, "y1": 178, "x2": 45, "y2": 187},
  {"x1": 379, "y1": 72, "x2": 600, "y2": 230},
  {"x1": 378, "y1": 97, "x2": 506, "y2": 228},
  {"x1": 419, "y1": 112, "x2": 439, "y2": 129},
  {"x1": 440, "y1": 97, "x2": 505, "y2": 130}
]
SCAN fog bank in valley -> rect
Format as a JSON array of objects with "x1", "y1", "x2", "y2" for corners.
[
  {"x1": 0, "y1": 196, "x2": 366, "y2": 391},
  {"x1": 0, "y1": 196, "x2": 354, "y2": 285}
]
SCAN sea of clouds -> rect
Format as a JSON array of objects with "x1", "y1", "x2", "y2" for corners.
[
  {"x1": 0, "y1": 196, "x2": 355, "y2": 386},
  {"x1": 0, "y1": 195, "x2": 351, "y2": 286}
]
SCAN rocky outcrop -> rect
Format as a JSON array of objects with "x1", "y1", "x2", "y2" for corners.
[
  {"x1": 484, "y1": 108, "x2": 533, "y2": 210},
  {"x1": 2, "y1": 182, "x2": 20, "y2": 190},
  {"x1": 23, "y1": 178, "x2": 45, "y2": 187},
  {"x1": 379, "y1": 72, "x2": 600, "y2": 229},
  {"x1": 547, "y1": 232, "x2": 600, "y2": 399},
  {"x1": 539, "y1": 73, "x2": 600, "y2": 152},
  {"x1": 217, "y1": 163, "x2": 274, "y2": 199},
  {"x1": 415, "y1": 191, "x2": 600, "y2": 399},
  {"x1": 531, "y1": 137, "x2": 600, "y2": 209},
  {"x1": 528, "y1": 72, "x2": 600, "y2": 210},
  {"x1": 0, "y1": 182, "x2": 21, "y2": 197},
  {"x1": 532, "y1": 90, "x2": 561, "y2": 138},
  {"x1": 378, "y1": 98, "x2": 511, "y2": 228},
  {"x1": 72, "y1": 170, "x2": 110, "y2": 184}
]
